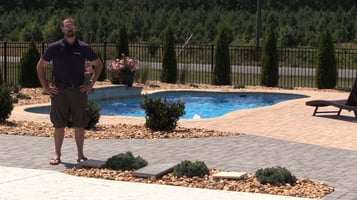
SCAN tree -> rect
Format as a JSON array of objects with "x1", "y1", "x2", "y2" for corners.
[
  {"x1": 116, "y1": 24, "x2": 129, "y2": 58},
  {"x1": 260, "y1": 26, "x2": 279, "y2": 87},
  {"x1": 42, "y1": 15, "x2": 63, "y2": 42},
  {"x1": 212, "y1": 27, "x2": 231, "y2": 85},
  {"x1": 18, "y1": 40, "x2": 41, "y2": 88},
  {"x1": 161, "y1": 27, "x2": 177, "y2": 83},
  {"x1": 316, "y1": 29, "x2": 337, "y2": 89}
]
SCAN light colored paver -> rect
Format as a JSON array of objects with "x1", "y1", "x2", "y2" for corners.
[
  {"x1": 213, "y1": 171, "x2": 248, "y2": 180},
  {"x1": 133, "y1": 163, "x2": 177, "y2": 178}
]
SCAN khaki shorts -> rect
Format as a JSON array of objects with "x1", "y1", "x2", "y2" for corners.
[{"x1": 50, "y1": 88, "x2": 89, "y2": 128}]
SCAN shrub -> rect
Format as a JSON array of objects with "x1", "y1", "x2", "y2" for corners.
[
  {"x1": 261, "y1": 26, "x2": 279, "y2": 87},
  {"x1": 105, "y1": 151, "x2": 148, "y2": 170},
  {"x1": 161, "y1": 27, "x2": 177, "y2": 83},
  {"x1": 140, "y1": 95, "x2": 185, "y2": 131},
  {"x1": 67, "y1": 99, "x2": 101, "y2": 130},
  {"x1": 0, "y1": 86, "x2": 13, "y2": 122},
  {"x1": 316, "y1": 29, "x2": 337, "y2": 89},
  {"x1": 18, "y1": 40, "x2": 41, "y2": 88},
  {"x1": 16, "y1": 92, "x2": 31, "y2": 99},
  {"x1": 116, "y1": 25, "x2": 129, "y2": 58},
  {"x1": 255, "y1": 166, "x2": 297, "y2": 186},
  {"x1": 173, "y1": 160, "x2": 210, "y2": 178},
  {"x1": 212, "y1": 27, "x2": 231, "y2": 85}
]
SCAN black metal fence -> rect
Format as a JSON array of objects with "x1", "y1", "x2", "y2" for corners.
[{"x1": 1, "y1": 42, "x2": 357, "y2": 89}]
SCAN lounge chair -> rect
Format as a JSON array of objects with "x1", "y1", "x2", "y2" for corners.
[{"x1": 306, "y1": 80, "x2": 357, "y2": 118}]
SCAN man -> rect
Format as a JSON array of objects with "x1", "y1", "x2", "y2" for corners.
[{"x1": 37, "y1": 17, "x2": 103, "y2": 165}]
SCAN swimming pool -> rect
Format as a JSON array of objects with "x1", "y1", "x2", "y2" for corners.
[
  {"x1": 98, "y1": 91, "x2": 307, "y2": 119},
  {"x1": 25, "y1": 90, "x2": 307, "y2": 119}
]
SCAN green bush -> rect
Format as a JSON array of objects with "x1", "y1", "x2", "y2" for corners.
[
  {"x1": 18, "y1": 40, "x2": 41, "y2": 88},
  {"x1": 173, "y1": 160, "x2": 210, "y2": 178},
  {"x1": 0, "y1": 86, "x2": 13, "y2": 122},
  {"x1": 67, "y1": 99, "x2": 101, "y2": 130},
  {"x1": 140, "y1": 95, "x2": 185, "y2": 131},
  {"x1": 255, "y1": 166, "x2": 297, "y2": 186},
  {"x1": 161, "y1": 27, "x2": 177, "y2": 84},
  {"x1": 261, "y1": 26, "x2": 279, "y2": 87},
  {"x1": 116, "y1": 25, "x2": 129, "y2": 58},
  {"x1": 316, "y1": 29, "x2": 337, "y2": 89},
  {"x1": 16, "y1": 92, "x2": 31, "y2": 99},
  {"x1": 212, "y1": 27, "x2": 231, "y2": 85},
  {"x1": 105, "y1": 151, "x2": 148, "y2": 170}
]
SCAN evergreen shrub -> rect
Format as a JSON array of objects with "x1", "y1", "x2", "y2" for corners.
[
  {"x1": 255, "y1": 166, "x2": 297, "y2": 186},
  {"x1": 140, "y1": 95, "x2": 185, "y2": 131},
  {"x1": 116, "y1": 25, "x2": 129, "y2": 58},
  {"x1": 0, "y1": 86, "x2": 13, "y2": 122},
  {"x1": 105, "y1": 151, "x2": 148, "y2": 170},
  {"x1": 173, "y1": 160, "x2": 210, "y2": 178},
  {"x1": 261, "y1": 26, "x2": 279, "y2": 87},
  {"x1": 212, "y1": 27, "x2": 231, "y2": 85},
  {"x1": 161, "y1": 27, "x2": 177, "y2": 83},
  {"x1": 316, "y1": 30, "x2": 337, "y2": 89},
  {"x1": 18, "y1": 40, "x2": 41, "y2": 88}
]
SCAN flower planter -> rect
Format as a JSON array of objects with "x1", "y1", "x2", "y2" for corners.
[{"x1": 118, "y1": 71, "x2": 135, "y2": 87}]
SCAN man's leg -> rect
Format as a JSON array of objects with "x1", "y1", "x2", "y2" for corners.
[
  {"x1": 75, "y1": 127, "x2": 86, "y2": 161},
  {"x1": 49, "y1": 127, "x2": 64, "y2": 165}
]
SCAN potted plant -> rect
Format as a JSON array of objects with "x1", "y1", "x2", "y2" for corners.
[{"x1": 107, "y1": 54, "x2": 140, "y2": 87}]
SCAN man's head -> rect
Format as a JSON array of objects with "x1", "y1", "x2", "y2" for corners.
[{"x1": 61, "y1": 17, "x2": 77, "y2": 38}]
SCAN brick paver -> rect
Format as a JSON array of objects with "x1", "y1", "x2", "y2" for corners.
[{"x1": 3, "y1": 87, "x2": 357, "y2": 199}]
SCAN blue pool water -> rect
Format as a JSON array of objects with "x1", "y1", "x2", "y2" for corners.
[{"x1": 98, "y1": 91, "x2": 306, "y2": 119}]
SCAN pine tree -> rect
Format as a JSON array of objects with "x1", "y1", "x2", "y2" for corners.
[
  {"x1": 18, "y1": 40, "x2": 41, "y2": 88},
  {"x1": 161, "y1": 27, "x2": 177, "y2": 83},
  {"x1": 260, "y1": 26, "x2": 279, "y2": 87},
  {"x1": 212, "y1": 27, "x2": 231, "y2": 85},
  {"x1": 316, "y1": 29, "x2": 337, "y2": 89}
]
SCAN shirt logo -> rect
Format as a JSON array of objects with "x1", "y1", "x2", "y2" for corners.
[{"x1": 73, "y1": 52, "x2": 81, "y2": 55}]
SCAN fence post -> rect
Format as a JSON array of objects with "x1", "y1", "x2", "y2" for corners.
[
  {"x1": 103, "y1": 42, "x2": 107, "y2": 67},
  {"x1": 3, "y1": 42, "x2": 7, "y2": 83},
  {"x1": 211, "y1": 44, "x2": 214, "y2": 72}
]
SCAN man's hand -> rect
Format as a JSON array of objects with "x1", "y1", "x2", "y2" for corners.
[
  {"x1": 44, "y1": 83, "x2": 59, "y2": 97},
  {"x1": 80, "y1": 81, "x2": 94, "y2": 94}
]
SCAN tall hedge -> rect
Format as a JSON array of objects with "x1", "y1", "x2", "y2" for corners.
[
  {"x1": 116, "y1": 25, "x2": 129, "y2": 58},
  {"x1": 212, "y1": 27, "x2": 231, "y2": 85},
  {"x1": 316, "y1": 30, "x2": 337, "y2": 89},
  {"x1": 260, "y1": 26, "x2": 279, "y2": 87},
  {"x1": 161, "y1": 27, "x2": 177, "y2": 83},
  {"x1": 18, "y1": 40, "x2": 41, "y2": 88}
]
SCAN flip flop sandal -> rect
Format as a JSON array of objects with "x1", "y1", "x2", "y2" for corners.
[
  {"x1": 49, "y1": 157, "x2": 61, "y2": 165},
  {"x1": 77, "y1": 156, "x2": 88, "y2": 163}
]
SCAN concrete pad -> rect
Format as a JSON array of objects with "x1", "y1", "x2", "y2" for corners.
[
  {"x1": 213, "y1": 171, "x2": 248, "y2": 180},
  {"x1": 77, "y1": 159, "x2": 106, "y2": 168},
  {"x1": 133, "y1": 163, "x2": 177, "y2": 178}
]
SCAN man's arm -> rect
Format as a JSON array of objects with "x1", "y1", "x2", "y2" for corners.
[
  {"x1": 89, "y1": 58, "x2": 103, "y2": 85},
  {"x1": 36, "y1": 58, "x2": 50, "y2": 91}
]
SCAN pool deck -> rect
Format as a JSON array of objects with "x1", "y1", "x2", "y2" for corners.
[{"x1": 3, "y1": 86, "x2": 357, "y2": 199}]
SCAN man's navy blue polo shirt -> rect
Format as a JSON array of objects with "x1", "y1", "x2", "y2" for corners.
[{"x1": 42, "y1": 38, "x2": 98, "y2": 83}]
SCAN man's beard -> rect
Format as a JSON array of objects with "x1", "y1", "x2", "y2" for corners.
[{"x1": 65, "y1": 31, "x2": 75, "y2": 38}]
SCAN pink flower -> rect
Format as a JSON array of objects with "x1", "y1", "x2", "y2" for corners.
[{"x1": 107, "y1": 54, "x2": 140, "y2": 73}]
